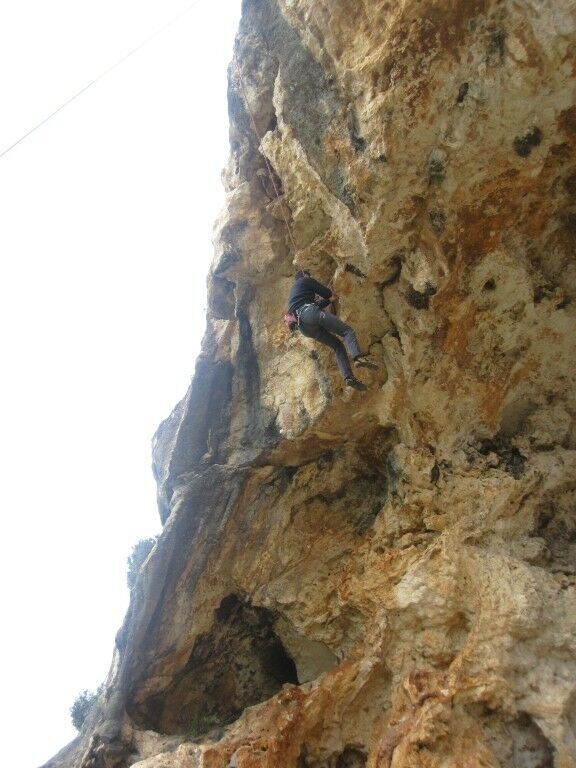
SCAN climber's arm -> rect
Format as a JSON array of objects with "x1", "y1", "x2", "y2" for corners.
[{"x1": 308, "y1": 277, "x2": 338, "y2": 304}]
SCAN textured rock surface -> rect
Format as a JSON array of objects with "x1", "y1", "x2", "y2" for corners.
[{"x1": 43, "y1": 1, "x2": 576, "y2": 766}]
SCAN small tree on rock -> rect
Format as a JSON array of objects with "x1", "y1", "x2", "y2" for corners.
[
  {"x1": 70, "y1": 684, "x2": 103, "y2": 730},
  {"x1": 126, "y1": 536, "x2": 159, "y2": 590}
]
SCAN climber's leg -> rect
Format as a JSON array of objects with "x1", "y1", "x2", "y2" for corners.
[
  {"x1": 317, "y1": 311, "x2": 378, "y2": 370},
  {"x1": 299, "y1": 307, "x2": 353, "y2": 379},
  {"x1": 316, "y1": 311, "x2": 361, "y2": 359},
  {"x1": 304, "y1": 325, "x2": 353, "y2": 379}
]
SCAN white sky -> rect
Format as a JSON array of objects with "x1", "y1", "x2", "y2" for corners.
[{"x1": 0, "y1": 2, "x2": 241, "y2": 765}]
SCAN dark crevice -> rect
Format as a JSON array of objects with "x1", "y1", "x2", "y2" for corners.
[
  {"x1": 456, "y1": 82, "x2": 469, "y2": 104},
  {"x1": 488, "y1": 28, "x2": 507, "y2": 64},
  {"x1": 469, "y1": 437, "x2": 527, "y2": 478},
  {"x1": 378, "y1": 255, "x2": 403, "y2": 289},
  {"x1": 406, "y1": 285, "x2": 431, "y2": 310},
  {"x1": 235, "y1": 286, "x2": 281, "y2": 458},
  {"x1": 345, "y1": 263, "x2": 367, "y2": 278},
  {"x1": 348, "y1": 108, "x2": 367, "y2": 153},
  {"x1": 429, "y1": 209, "x2": 446, "y2": 233},
  {"x1": 298, "y1": 745, "x2": 367, "y2": 767},
  {"x1": 152, "y1": 359, "x2": 235, "y2": 523},
  {"x1": 513, "y1": 127, "x2": 543, "y2": 158},
  {"x1": 336, "y1": 747, "x2": 368, "y2": 767}
]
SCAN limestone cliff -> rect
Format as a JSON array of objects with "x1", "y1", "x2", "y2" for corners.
[{"x1": 44, "y1": 1, "x2": 576, "y2": 767}]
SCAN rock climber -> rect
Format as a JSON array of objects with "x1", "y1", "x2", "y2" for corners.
[{"x1": 287, "y1": 269, "x2": 377, "y2": 390}]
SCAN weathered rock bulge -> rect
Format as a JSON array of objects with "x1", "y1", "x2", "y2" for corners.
[{"x1": 43, "y1": 0, "x2": 576, "y2": 766}]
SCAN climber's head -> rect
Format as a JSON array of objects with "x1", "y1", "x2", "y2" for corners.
[{"x1": 295, "y1": 269, "x2": 311, "y2": 279}]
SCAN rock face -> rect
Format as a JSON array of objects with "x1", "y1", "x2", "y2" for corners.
[{"x1": 43, "y1": 1, "x2": 576, "y2": 767}]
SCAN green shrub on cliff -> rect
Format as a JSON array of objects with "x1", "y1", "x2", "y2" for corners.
[
  {"x1": 188, "y1": 713, "x2": 224, "y2": 738},
  {"x1": 70, "y1": 684, "x2": 103, "y2": 730},
  {"x1": 126, "y1": 535, "x2": 159, "y2": 590}
]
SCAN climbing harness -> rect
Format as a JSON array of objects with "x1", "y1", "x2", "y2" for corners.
[
  {"x1": 232, "y1": 50, "x2": 298, "y2": 255},
  {"x1": 282, "y1": 303, "x2": 320, "y2": 333}
]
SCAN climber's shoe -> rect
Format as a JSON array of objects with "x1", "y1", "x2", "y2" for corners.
[
  {"x1": 354, "y1": 355, "x2": 378, "y2": 370},
  {"x1": 345, "y1": 376, "x2": 367, "y2": 391}
]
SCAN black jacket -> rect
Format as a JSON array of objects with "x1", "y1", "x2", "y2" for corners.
[{"x1": 288, "y1": 276, "x2": 332, "y2": 314}]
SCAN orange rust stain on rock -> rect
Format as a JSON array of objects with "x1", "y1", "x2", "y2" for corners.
[
  {"x1": 203, "y1": 747, "x2": 233, "y2": 768},
  {"x1": 390, "y1": 0, "x2": 489, "y2": 64},
  {"x1": 558, "y1": 105, "x2": 576, "y2": 137},
  {"x1": 440, "y1": 301, "x2": 477, "y2": 368},
  {"x1": 365, "y1": 0, "x2": 489, "y2": 121},
  {"x1": 457, "y1": 174, "x2": 531, "y2": 263},
  {"x1": 412, "y1": 410, "x2": 442, "y2": 447},
  {"x1": 431, "y1": 257, "x2": 467, "y2": 318}
]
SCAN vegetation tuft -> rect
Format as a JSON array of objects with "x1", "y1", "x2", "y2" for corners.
[
  {"x1": 70, "y1": 683, "x2": 104, "y2": 730},
  {"x1": 188, "y1": 713, "x2": 225, "y2": 739},
  {"x1": 126, "y1": 535, "x2": 159, "y2": 590}
]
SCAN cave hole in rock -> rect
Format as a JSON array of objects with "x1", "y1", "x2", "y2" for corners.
[
  {"x1": 298, "y1": 745, "x2": 367, "y2": 768},
  {"x1": 128, "y1": 595, "x2": 298, "y2": 735},
  {"x1": 469, "y1": 706, "x2": 554, "y2": 767},
  {"x1": 335, "y1": 747, "x2": 368, "y2": 767}
]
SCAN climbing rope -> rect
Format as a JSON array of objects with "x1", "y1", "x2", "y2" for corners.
[
  {"x1": 0, "y1": 0, "x2": 203, "y2": 161},
  {"x1": 232, "y1": 50, "x2": 298, "y2": 255}
]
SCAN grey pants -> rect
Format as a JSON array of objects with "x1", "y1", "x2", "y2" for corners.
[{"x1": 298, "y1": 304, "x2": 361, "y2": 379}]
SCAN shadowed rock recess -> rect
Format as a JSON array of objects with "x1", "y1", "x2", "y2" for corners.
[{"x1": 43, "y1": 1, "x2": 576, "y2": 766}]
